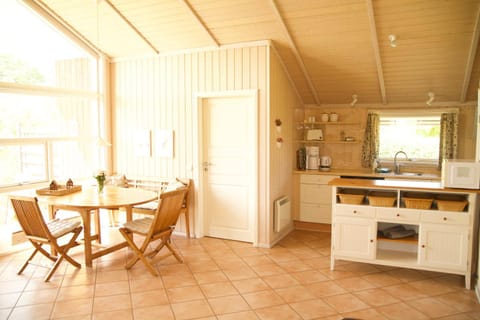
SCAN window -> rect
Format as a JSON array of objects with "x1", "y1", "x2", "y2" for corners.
[
  {"x1": 0, "y1": 0, "x2": 107, "y2": 252},
  {"x1": 378, "y1": 114, "x2": 441, "y2": 161}
]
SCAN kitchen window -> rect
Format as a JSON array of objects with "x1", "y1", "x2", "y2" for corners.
[
  {"x1": 378, "y1": 115, "x2": 441, "y2": 161},
  {"x1": 363, "y1": 110, "x2": 458, "y2": 168}
]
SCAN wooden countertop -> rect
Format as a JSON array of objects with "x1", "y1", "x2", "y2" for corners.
[
  {"x1": 328, "y1": 178, "x2": 479, "y2": 193},
  {"x1": 294, "y1": 169, "x2": 441, "y2": 181}
]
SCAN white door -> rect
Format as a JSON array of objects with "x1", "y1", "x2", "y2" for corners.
[{"x1": 201, "y1": 93, "x2": 256, "y2": 242}]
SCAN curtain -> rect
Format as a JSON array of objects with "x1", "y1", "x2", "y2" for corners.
[
  {"x1": 361, "y1": 113, "x2": 379, "y2": 168},
  {"x1": 438, "y1": 112, "x2": 458, "y2": 167}
]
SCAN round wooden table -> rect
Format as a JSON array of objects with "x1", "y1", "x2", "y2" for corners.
[{"x1": 39, "y1": 186, "x2": 157, "y2": 267}]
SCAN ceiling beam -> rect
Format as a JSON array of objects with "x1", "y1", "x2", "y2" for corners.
[
  {"x1": 269, "y1": 0, "x2": 320, "y2": 105},
  {"x1": 460, "y1": 4, "x2": 480, "y2": 102},
  {"x1": 366, "y1": 0, "x2": 387, "y2": 104},
  {"x1": 180, "y1": 0, "x2": 219, "y2": 47},
  {"x1": 102, "y1": 0, "x2": 159, "y2": 54}
]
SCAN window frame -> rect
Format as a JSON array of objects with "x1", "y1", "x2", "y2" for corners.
[{"x1": 371, "y1": 108, "x2": 458, "y2": 166}]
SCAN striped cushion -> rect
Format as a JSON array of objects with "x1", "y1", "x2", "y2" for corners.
[
  {"x1": 123, "y1": 217, "x2": 153, "y2": 234},
  {"x1": 47, "y1": 219, "x2": 81, "y2": 238}
]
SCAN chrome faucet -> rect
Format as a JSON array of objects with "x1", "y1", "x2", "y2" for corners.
[{"x1": 394, "y1": 151, "x2": 408, "y2": 174}]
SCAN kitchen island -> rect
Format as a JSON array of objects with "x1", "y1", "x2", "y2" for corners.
[{"x1": 328, "y1": 177, "x2": 479, "y2": 289}]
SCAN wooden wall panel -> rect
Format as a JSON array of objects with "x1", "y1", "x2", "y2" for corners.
[{"x1": 269, "y1": 48, "x2": 303, "y2": 245}]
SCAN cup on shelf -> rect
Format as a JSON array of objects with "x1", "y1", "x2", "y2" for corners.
[
  {"x1": 321, "y1": 113, "x2": 329, "y2": 122},
  {"x1": 329, "y1": 113, "x2": 338, "y2": 122}
]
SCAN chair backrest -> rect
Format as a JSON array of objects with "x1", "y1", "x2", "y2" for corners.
[
  {"x1": 9, "y1": 195, "x2": 51, "y2": 240},
  {"x1": 150, "y1": 187, "x2": 189, "y2": 236}
]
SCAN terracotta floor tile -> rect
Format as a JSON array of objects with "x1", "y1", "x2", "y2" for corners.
[
  {"x1": 0, "y1": 292, "x2": 21, "y2": 308},
  {"x1": 232, "y1": 278, "x2": 270, "y2": 294},
  {"x1": 94, "y1": 280, "x2": 129, "y2": 297},
  {"x1": 193, "y1": 270, "x2": 228, "y2": 284},
  {"x1": 323, "y1": 293, "x2": 370, "y2": 313},
  {"x1": 307, "y1": 280, "x2": 348, "y2": 297},
  {"x1": 376, "y1": 302, "x2": 430, "y2": 320},
  {"x1": 254, "y1": 304, "x2": 301, "y2": 320},
  {"x1": 409, "y1": 278, "x2": 458, "y2": 296},
  {"x1": 290, "y1": 269, "x2": 329, "y2": 284},
  {"x1": 92, "y1": 293, "x2": 131, "y2": 313},
  {"x1": 262, "y1": 273, "x2": 299, "y2": 289},
  {"x1": 406, "y1": 296, "x2": 464, "y2": 318},
  {"x1": 167, "y1": 285, "x2": 205, "y2": 303},
  {"x1": 242, "y1": 290, "x2": 284, "y2": 309},
  {"x1": 8, "y1": 303, "x2": 54, "y2": 320},
  {"x1": 342, "y1": 307, "x2": 389, "y2": 320},
  {"x1": 16, "y1": 288, "x2": 58, "y2": 306},
  {"x1": 95, "y1": 270, "x2": 129, "y2": 283},
  {"x1": 128, "y1": 277, "x2": 164, "y2": 292},
  {"x1": 436, "y1": 291, "x2": 480, "y2": 312},
  {"x1": 56, "y1": 284, "x2": 94, "y2": 301},
  {"x1": 170, "y1": 299, "x2": 214, "y2": 320},
  {"x1": 52, "y1": 298, "x2": 93, "y2": 318},
  {"x1": 353, "y1": 288, "x2": 400, "y2": 307},
  {"x1": 132, "y1": 305, "x2": 174, "y2": 320},
  {"x1": 161, "y1": 274, "x2": 198, "y2": 288},
  {"x1": 335, "y1": 276, "x2": 377, "y2": 292},
  {"x1": 92, "y1": 309, "x2": 134, "y2": 320},
  {"x1": 216, "y1": 310, "x2": 259, "y2": 320},
  {"x1": 361, "y1": 272, "x2": 403, "y2": 287},
  {"x1": 242, "y1": 255, "x2": 274, "y2": 266},
  {"x1": 250, "y1": 263, "x2": 286, "y2": 277},
  {"x1": 208, "y1": 294, "x2": 251, "y2": 314},
  {"x1": 381, "y1": 283, "x2": 427, "y2": 301},
  {"x1": 131, "y1": 289, "x2": 169, "y2": 308},
  {"x1": 200, "y1": 281, "x2": 239, "y2": 298},
  {"x1": 274, "y1": 285, "x2": 316, "y2": 303},
  {"x1": 385, "y1": 267, "x2": 429, "y2": 282},
  {"x1": 223, "y1": 266, "x2": 258, "y2": 281},
  {"x1": 289, "y1": 298, "x2": 337, "y2": 319}
]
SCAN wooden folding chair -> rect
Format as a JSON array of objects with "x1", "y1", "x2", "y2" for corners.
[
  {"x1": 132, "y1": 178, "x2": 193, "y2": 238},
  {"x1": 119, "y1": 187, "x2": 188, "y2": 276},
  {"x1": 9, "y1": 195, "x2": 82, "y2": 281}
]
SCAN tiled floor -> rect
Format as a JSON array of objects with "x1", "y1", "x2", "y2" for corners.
[{"x1": 0, "y1": 228, "x2": 479, "y2": 320}]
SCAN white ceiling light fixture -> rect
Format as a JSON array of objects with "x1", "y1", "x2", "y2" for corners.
[
  {"x1": 388, "y1": 34, "x2": 397, "y2": 48},
  {"x1": 426, "y1": 92, "x2": 435, "y2": 105},
  {"x1": 350, "y1": 94, "x2": 358, "y2": 106}
]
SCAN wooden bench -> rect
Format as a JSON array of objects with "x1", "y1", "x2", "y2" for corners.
[{"x1": 121, "y1": 177, "x2": 193, "y2": 238}]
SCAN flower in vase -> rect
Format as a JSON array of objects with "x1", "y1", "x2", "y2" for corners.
[{"x1": 94, "y1": 171, "x2": 107, "y2": 192}]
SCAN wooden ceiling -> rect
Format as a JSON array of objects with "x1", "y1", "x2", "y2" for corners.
[{"x1": 28, "y1": 0, "x2": 480, "y2": 106}]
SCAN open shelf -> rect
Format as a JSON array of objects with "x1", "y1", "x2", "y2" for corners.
[{"x1": 377, "y1": 234, "x2": 418, "y2": 244}]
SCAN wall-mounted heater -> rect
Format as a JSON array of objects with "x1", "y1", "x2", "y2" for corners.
[{"x1": 274, "y1": 196, "x2": 291, "y2": 232}]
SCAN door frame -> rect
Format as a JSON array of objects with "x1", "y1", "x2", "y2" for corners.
[{"x1": 194, "y1": 90, "x2": 259, "y2": 246}]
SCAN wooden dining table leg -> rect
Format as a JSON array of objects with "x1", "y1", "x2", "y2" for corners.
[{"x1": 81, "y1": 209, "x2": 93, "y2": 268}]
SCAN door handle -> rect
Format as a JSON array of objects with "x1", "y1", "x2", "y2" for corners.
[{"x1": 202, "y1": 161, "x2": 212, "y2": 171}]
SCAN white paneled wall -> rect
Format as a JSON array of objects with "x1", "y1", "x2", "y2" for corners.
[{"x1": 112, "y1": 44, "x2": 295, "y2": 245}]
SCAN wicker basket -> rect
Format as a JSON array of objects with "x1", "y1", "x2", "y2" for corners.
[
  {"x1": 338, "y1": 193, "x2": 365, "y2": 205},
  {"x1": 403, "y1": 197, "x2": 433, "y2": 209},
  {"x1": 436, "y1": 200, "x2": 468, "y2": 212},
  {"x1": 368, "y1": 195, "x2": 396, "y2": 207}
]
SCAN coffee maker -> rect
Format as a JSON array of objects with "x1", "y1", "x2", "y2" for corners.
[{"x1": 306, "y1": 146, "x2": 320, "y2": 170}]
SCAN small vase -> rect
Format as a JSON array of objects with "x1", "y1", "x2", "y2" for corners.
[{"x1": 97, "y1": 182, "x2": 105, "y2": 194}]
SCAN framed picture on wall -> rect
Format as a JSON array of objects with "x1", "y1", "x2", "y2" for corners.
[
  {"x1": 134, "y1": 129, "x2": 152, "y2": 157},
  {"x1": 154, "y1": 129, "x2": 174, "y2": 158}
]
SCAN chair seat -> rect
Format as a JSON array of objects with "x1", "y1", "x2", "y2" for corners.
[
  {"x1": 123, "y1": 217, "x2": 153, "y2": 234},
  {"x1": 47, "y1": 219, "x2": 81, "y2": 238}
]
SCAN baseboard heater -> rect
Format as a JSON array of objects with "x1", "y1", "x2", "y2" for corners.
[{"x1": 274, "y1": 196, "x2": 291, "y2": 232}]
